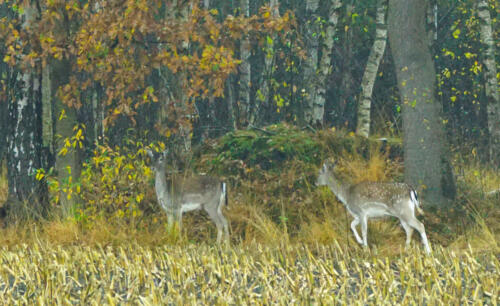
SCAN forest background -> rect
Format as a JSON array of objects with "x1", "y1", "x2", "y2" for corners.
[
  {"x1": 0, "y1": 0, "x2": 498, "y2": 259},
  {"x1": 0, "y1": 0, "x2": 499, "y2": 303}
]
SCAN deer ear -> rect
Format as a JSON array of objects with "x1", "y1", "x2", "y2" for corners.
[
  {"x1": 146, "y1": 148, "x2": 154, "y2": 159},
  {"x1": 322, "y1": 162, "x2": 328, "y2": 171}
]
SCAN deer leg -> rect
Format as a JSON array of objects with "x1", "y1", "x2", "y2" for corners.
[
  {"x1": 218, "y1": 184, "x2": 230, "y2": 243},
  {"x1": 218, "y1": 208, "x2": 230, "y2": 243},
  {"x1": 206, "y1": 207, "x2": 225, "y2": 244},
  {"x1": 167, "y1": 213, "x2": 175, "y2": 230},
  {"x1": 400, "y1": 220, "x2": 414, "y2": 248},
  {"x1": 361, "y1": 215, "x2": 368, "y2": 247},
  {"x1": 177, "y1": 209, "x2": 183, "y2": 234},
  {"x1": 407, "y1": 217, "x2": 431, "y2": 254},
  {"x1": 350, "y1": 217, "x2": 363, "y2": 245}
]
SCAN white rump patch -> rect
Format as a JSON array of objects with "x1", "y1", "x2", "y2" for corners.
[
  {"x1": 220, "y1": 182, "x2": 227, "y2": 207},
  {"x1": 410, "y1": 190, "x2": 419, "y2": 208}
]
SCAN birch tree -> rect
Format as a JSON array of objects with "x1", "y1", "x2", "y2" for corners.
[
  {"x1": 315, "y1": 0, "x2": 341, "y2": 128},
  {"x1": 4, "y1": 2, "x2": 48, "y2": 217},
  {"x1": 238, "y1": 0, "x2": 251, "y2": 127},
  {"x1": 303, "y1": 0, "x2": 321, "y2": 126},
  {"x1": 356, "y1": 0, "x2": 388, "y2": 138},
  {"x1": 477, "y1": 0, "x2": 500, "y2": 166},
  {"x1": 426, "y1": 0, "x2": 438, "y2": 44}
]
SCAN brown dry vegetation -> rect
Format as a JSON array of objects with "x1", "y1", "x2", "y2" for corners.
[{"x1": 0, "y1": 127, "x2": 498, "y2": 303}]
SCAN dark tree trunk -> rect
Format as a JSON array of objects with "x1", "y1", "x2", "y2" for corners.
[
  {"x1": 5, "y1": 67, "x2": 48, "y2": 218},
  {"x1": 0, "y1": 5, "x2": 7, "y2": 163},
  {"x1": 52, "y1": 59, "x2": 82, "y2": 216},
  {"x1": 302, "y1": 0, "x2": 321, "y2": 127},
  {"x1": 387, "y1": 0, "x2": 456, "y2": 208},
  {"x1": 0, "y1": 66, "x2": 7, "y2": 162},
  {"x1": 3, "y1": 3, "x2": 49, "y2": 218}
]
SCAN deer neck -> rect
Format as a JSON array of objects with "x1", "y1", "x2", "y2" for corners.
[
  {"x1": 327, "y1": 174, "x2": 350, "y2": 205},
  {"x1": 154, "y1": 168, "x2": 171, "y2": 199}
]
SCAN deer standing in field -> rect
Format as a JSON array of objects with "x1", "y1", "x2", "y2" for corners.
[
  {"x1": 147, "y1": 149, "x2": 230, "y2": 244},
  {"x1": 316, "y1": 161, "x2": 431, "y2": 253}
]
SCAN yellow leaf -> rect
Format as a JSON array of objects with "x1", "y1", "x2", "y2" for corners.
[
  {"x1": 452, "y1": 28, "x2": 460, "y2": 39},
  {"x1": 450, "y1": 96, "x2": 457, "y2": 102},
  {"x1": 58, "y1": 147, "x2": 68, "y2": 156},
  {"x1": 464, "y1": 52, "x2": 475, "y2": 59},
  {"x1": 36, "y1": 172, "x2": 44, "y2": 181},
  {"x1": 59, "y1": 109, "x2": 66, "y2": 121}
]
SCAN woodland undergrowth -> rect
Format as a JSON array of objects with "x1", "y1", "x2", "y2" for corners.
[{"x1": 0, "y1": 124, "x2": 497, "y2": 255}]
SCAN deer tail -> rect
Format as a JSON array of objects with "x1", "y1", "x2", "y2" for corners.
[{"x1": 410, "y1": 189, "x2": 424, "y2": 215}]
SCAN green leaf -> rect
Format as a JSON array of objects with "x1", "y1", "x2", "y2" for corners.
[{"x1": 266, "y1": 36, "x2": 273, "y2": 46}]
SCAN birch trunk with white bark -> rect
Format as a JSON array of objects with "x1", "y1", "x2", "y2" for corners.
[
  {"x1": 356, "y1": 0, "x2": 388, "y2": 137},
  {"x1": 4, "y1": 3, "x2": 48, "y2": 217},
  {"x1": 303, "y1": 0, "x2": 320, "y2": 126},
  {"x1": 477, "y1": 0, "x2": 500, "y2": 166}
]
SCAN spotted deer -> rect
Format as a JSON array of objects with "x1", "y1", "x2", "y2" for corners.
[
  {"x1": 147, "y1": 149, "x2": 229, "y2": 244},
  {"x1": 316, "y1": 161, "x2": 431, "y2": 253}
]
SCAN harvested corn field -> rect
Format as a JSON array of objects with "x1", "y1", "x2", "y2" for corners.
[{"x1": 0, "y1": 242, "x2": 497, "y2": 304}]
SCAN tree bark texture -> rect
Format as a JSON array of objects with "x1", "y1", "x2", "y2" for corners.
[
  {"x1": 0, "y1": 62, "x2": 7, "y2": 162},
  {"x1": 303, "y1": 0, "x2": 321, "y2": 126},
  {"x1": 238, "y1": 0, "x2": 251, "y2": 128},
  {"x1": 315, "y1": 0, "x2": 341, "y2": 129},
  {"x1": 3, "y1": 3, "x2": 49, "y2": 217},
  {"x1": 388, "y1": 0, "x2": 456, "y2": 208},
  {"x1": 426, "y1": 0, "x2": 438, "y2": 44},
  {"x1": 41, "y1": 65, "x2": 53, "y2": 152},
  {"x1": 477, "y1": 0, "x2": 500, "y2": 167},
  {"x1": 6, "y1": 64, "x2": 48, "y2": 216},
  {"x1": 52, "y1": 59, "x2": 82, "y2": 216},
  {"x1": 356, "y1": 0, "x2": 388, "y2": 138}
]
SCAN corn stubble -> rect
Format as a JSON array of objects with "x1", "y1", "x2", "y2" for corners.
[{"x1": 0, "y1": 242, "x2": 497, "y2": 304}]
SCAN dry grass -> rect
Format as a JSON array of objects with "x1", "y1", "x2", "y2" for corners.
[{"x1": 0, "y1": 241, "x2": 497, "y2": 304}]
